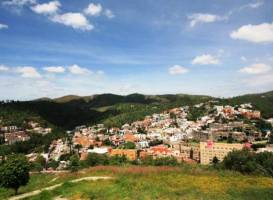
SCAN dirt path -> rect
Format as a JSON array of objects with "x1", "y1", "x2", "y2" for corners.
[{"x1": 8, "y1": 176, "x2": 113, "y2": 200}]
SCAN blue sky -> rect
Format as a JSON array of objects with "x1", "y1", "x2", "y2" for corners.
[{"x1": 0, "y1": 0, "x2": 273, "y2": 100}]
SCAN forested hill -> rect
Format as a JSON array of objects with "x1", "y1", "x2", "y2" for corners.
[
  {"x1": 0, "y1": 94, "x2": 211, "y2": 129},
  {"x1": 223, "y1": 90, "x2": 273, "y2": 119},
  {"x1": 0, "y1": 91, "x2": 273, "y2": 129}
]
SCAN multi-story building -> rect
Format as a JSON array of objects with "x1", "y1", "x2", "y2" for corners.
[{"x1": 200, "y1": 141, "x2": 244, "y2": 165}]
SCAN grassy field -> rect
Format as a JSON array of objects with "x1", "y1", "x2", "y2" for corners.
[{"x1": 1, "y1": 166, "x2": 273, "y2": 200}]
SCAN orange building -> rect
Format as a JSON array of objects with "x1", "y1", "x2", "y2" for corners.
[
  {"x1": 109, "y1": 149, "x2": 137, "y2": 160},
  {"x1": 74, "y1": 136, "x2": 102, "y2": 148},
  {"x1": 123, "y1": 133, "x2": 137, "y2": 143},
  {"x1": 150, "y1": 145, "x2": 171, "y2": 155}
]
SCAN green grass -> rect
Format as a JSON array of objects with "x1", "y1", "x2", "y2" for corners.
[{"x1": 1, "y1": 166, "x2": 273, "y2": 200}]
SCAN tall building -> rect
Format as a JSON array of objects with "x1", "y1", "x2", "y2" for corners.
[{"x1": 200, "y1": 141, "x2": 244, "y2": 165}]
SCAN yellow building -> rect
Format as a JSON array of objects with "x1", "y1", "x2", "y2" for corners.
[{"x1": 200, "y1": 141, "x2": 244, "y2": 165}]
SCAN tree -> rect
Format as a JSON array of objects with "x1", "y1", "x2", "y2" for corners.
[
  {"x1": 222, "y1": 149, "x2": 257, "y2": 174},
  {"x1": 227, "y1": 134, "x2": 234, "y2": 143},
  {"x1": 74, "y1": 144, "x2": 83, "y2": 154},
  {"x1": 109, "y1": 155, "x2": 128, "y2": 165},
  {"x1": 35, "y1": 155, "x2": 46, "y2": 169},
  {"x1": 122, "y1": 142, "x2": 136, "y2": 149},
  {"x1": 0, "y1": 154, "x2": 30, "y2": 195},
  {"x1": 86, "y1": 153, "x2": 109, "y2": 166},
  {"x1": 212, "y1": 156, "x2": 219, "y2": 166},
  {"x1": 69, "y1": 154, "x2": 80, "y2": 172},
  {"x1": 47, "y1": 160, "x2": 59, "y2": 170}
]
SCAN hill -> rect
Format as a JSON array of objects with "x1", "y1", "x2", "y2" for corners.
[
  {"x1": 1, "y1": 93, "x2": 212, "y2": 129},
  {"x1": 1, "y1": 91, "x2": 273, "y2": 130},
  {"x1": 1, "y1": 166, "x2": 273, "y2": 200},
  {"x1": 222, "y1": 90, "x2": 273, "y2": 118}
]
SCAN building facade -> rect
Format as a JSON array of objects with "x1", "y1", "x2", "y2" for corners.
[{"x1": 200, "y1": 141, "x2": 244, "y2": 165}]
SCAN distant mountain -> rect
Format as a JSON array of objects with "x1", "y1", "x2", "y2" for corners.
[{"x1": 1, "y1": 91, "x2": 273, "y2": 129}]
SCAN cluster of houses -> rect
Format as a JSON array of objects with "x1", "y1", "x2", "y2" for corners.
[
  {"x1": 0, "y1": 121, "x2": 52, "y2": 145},
  {"x1": 43, "y1": 102, "x2": 273, "y2": 168}
]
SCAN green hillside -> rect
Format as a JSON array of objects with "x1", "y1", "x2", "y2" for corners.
[
  {"x1": 221, "y1": 90, "x2": 273, "y2": 118},
  {"x1": 0, "y1": 93, "x2": 212, "y2": 129},
  {"x1": 1, "y1": 166, "x2": 273, "y2": 200},
  {"x1": 1, "y1": 91, "x2": 273, "y2": 130}
]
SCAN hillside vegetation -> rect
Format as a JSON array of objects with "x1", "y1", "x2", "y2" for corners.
[
  {"x1": 1, "y1": 91, "x2": 273, "y2": 130},
  {"x1": 0, "y1": 94, "x2": 212, "y2": 129},
  {"x1": 1, "y1": 166, "x2": 273, "y2": 200},
  {"x1": 223, "y1": 90, "x2": 273, "y2": 119}
]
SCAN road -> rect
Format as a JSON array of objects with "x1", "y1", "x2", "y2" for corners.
[{"x1": 8, "y1": 176, "x2": 113, "y2": 200}]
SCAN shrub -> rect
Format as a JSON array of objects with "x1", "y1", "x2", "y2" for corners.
[
  {"x1": 69, "y1": 154, "x2": 80, "y2": 172},
  {"x1": 86, "y1": 153, "x2": 109, "y2": 166},
  {"x1": 109, "y1": 155, "x2": 128, "y2": 165},
  {"x1": 222, "y1": 149, "x2": 273, "y2": 176}
]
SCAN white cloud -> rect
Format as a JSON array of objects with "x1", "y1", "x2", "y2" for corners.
[
  {"x1": 242, "y1": 74, "x2": 273, "y2": 87},
  {"x1": 231, "y1": 22, "x2": 273, "y2": 43},
  {"x1": 188, "y1": 13, "x2": 225, "y2": 27},
  {"x1": 31, "y1": 1, "x2": 61, "y2": 15},
  {"x1": 169, "y1": 65, "x2": 189, "y2": 75},
  {"x1": 68, "y1": 64, "x2": 92, "y2": 75},
  {"x1": 15, "y1": 66, "x2": 41, "y2": 78},
  {"x1": 0, "y1": 23, "x2": 8, "y2": 29},
  {"x1": 84, "y1": 3, "x2": 102, "y2": 16},
  {"x1": 51, "y1": 12, "x2": 94, "y2": 31},
  {"x1": 244, "y1": 0, "x2": 264, "y2": 9},
  {"x1": 0, "y1": 65, "x2": 9, "y2": 71},
  {"x1": 241, "y1": 56, "x2": 247, "y2": 62},
  {"x1": 97, "y1": 70, "x2": 104, "y2": 75},
  {"x1": 2, "y1": 0, "x2": 36, "y2": 6},
  {"x1": 192, "y1": 54, "x2": 220, "y2": 65},
  {"x1": 239, "y1": 63, "x2": 272, "y2": 74},
  {"x1": 43, "y1": 66, "x2": 65, "y2": 73},
  {"x1": 104, "y1": 9, "x2": 115, "y2": 19}
]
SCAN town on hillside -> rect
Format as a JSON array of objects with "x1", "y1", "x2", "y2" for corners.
[{"x1": 1, "y1": 101, "x2": 273, "y2": 170}]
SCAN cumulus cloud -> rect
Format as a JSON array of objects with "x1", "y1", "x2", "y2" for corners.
[
  {"x1": 15, "y1": 66, "x2": 41, "y2": 78},
  {"x1": 31, "y1": 1, "x2": 61, "y2": 15},
  {"x1": 231, "y1": 22, "x2": 273, "y2": 43},
  {"x1": 43, "y1": 66, "x2": 65, "y2": 73},
  {"x1": 239, "y1": 63, "x2": 272, "y2": 74},
  {"x1": 192, "y1": 54, "x2": 220, "y2": 65},
  {"x1": 169, "y1": 65, "x2": 189, "y2": 75},
  {"x1": 50, "y1": 12, "x2": 94, "y2": 31},
  {"x1": 0, "y1": 65, "x2": 9, "y2": 71},
  {"x1": 2, "y1": 0, "x2": 36, "y2": 6},
  {"x1": 84, "y1": 3, "x2": 102, "y2": 16},
  {"x1": 188, "y1": 13, "x2": 225, "y2": 27},
  {"x1": 104, "y1": 9, "x2": 115, "y2": 18},
  {"x1": 0, "y1": 23, "x2": 8, "y2": 29},
  {"x1": 68, "y1": 64, "x2": 92, "y2": 75}
]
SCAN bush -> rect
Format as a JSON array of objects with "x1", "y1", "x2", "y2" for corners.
[
  {"x1": 141, "y1": 156, "x2": 178, "y2": 166},
  {"x1": 222, "y1": 149, "x2": 273, "y2": 176},
  {"x1": 122, "y1": 142, "x2": 136, "y2": 149},
  {"x1": 69, "y1": 154, "x2": 80, "y2": 172},
  {"x1": 85, "y1": 153, "x2": 109, "y2": 166},
  {"x1": 252, "y1": 143, "x2": 266, "y2": 151},
  {"x1": 109, "y1": 155, "x2": 128, "y2": 165},
  {"x1": 222, "y1": 149, "x2": 256, "y2": 174},
  {"x1": 47, "y1": 160, "x2": 59, "y2": 170}
]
